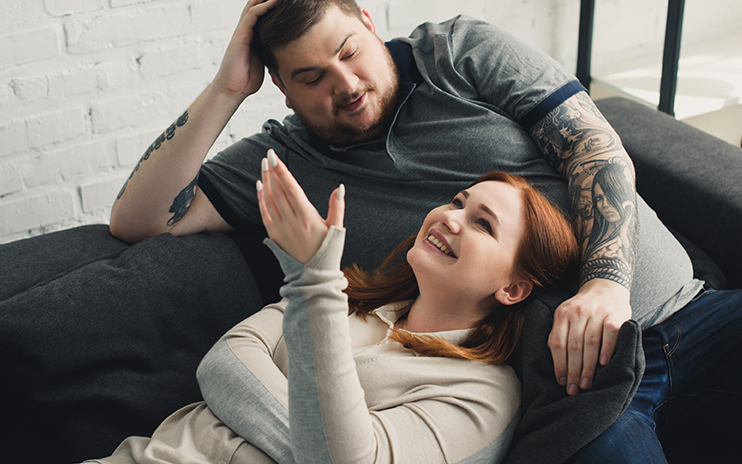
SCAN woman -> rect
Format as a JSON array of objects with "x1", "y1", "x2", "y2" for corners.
[{"x1": 85, "y1": 150, "x2": 578, "y2": 464}]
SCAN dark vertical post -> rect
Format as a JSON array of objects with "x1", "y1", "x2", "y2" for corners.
[
  {"x1": 576, "y1": 0, "x2": 596, "y2": 92},
  {"x1": 658, "y1": 0, "x2": 686, "y2": 116}
]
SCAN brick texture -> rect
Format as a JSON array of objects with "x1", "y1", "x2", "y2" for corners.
[{"x1": 0, "y1": 0, "x2": 738, "y2": 243}]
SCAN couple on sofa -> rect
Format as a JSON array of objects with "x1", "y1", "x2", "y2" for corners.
[{"x1": 3, "y1": 0, "x2": 740, "y2": 463}]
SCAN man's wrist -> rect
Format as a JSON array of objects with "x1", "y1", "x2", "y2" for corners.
[
  {"x1": 205, "y1": 80, "x2": 250, "y2": 112},
  {"x1": 579, "y1": 256, "x2": 632, "y2": 289},
  {"x1": 577, "y1": 275, "x2": 632, "y2": 301}
]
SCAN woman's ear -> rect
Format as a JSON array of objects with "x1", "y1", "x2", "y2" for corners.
[{"x1": 495, "y1": 279, "x2": 533, "y2": 306}]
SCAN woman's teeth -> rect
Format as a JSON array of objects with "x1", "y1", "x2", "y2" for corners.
[{"x1": 427, "y1": 235, "x2": 453, "y2": 256}]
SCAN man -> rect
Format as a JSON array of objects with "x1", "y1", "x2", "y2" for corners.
[{"x1": 3, "y1": 0, "x2": 739, "y2": 462}]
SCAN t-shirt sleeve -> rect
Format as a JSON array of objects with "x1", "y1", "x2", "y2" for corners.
[
  {"x1": 408, "y1": 15, "x2": 585, "y2": 131},
  {"x1": 198, "y1": 124, "x2": 281, "y2": 230}
]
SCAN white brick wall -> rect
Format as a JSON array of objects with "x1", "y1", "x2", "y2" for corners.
[{"x1": 1, "y1": 0, "x2": 740, "y2": 243}]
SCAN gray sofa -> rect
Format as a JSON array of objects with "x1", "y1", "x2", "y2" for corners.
[
  {"x1": 597, "y1": 97, "x2": 742, "y2": 290},
  {"x1": 1, "y1": 96, "x2": 739, "y2": 463}
]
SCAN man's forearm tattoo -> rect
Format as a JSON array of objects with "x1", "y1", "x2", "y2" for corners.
[
  {"x1": 531, "y1": 93, "x2": 638, "y2": 289},
  {"x1": 116, "y1": 110, "x2": 190, "y2": 200},
  {"x1": 167, "y1": 175, "x2": 199, "y2": 226}
]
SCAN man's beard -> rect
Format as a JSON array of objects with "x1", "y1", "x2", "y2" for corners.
[{"x1": 293, "y1": 48, "x2": 401, "y2": 147}]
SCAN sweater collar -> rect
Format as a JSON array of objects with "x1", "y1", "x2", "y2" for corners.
[{"x1": 371, "y1": 301, "x2": 475, "y2": 346}]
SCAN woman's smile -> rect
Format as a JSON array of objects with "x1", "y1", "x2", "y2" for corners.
[{"x1": 424, "y1": 230, "x2": 456, "y2": 258}]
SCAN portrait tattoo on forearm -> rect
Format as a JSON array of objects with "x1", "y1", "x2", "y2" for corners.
[
  {"x1": 116, "y1": 110, "x2": 190, "y2": 200},
  {"x1": 530, "y1": 93, "x2": 638, "y2": 289}
]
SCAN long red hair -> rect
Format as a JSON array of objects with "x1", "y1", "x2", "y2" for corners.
[{"x1": 344, "y1": 172, "x2": 579, "y2": 364}]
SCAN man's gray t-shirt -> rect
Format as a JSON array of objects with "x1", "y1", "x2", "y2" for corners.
[{"x1": 199, "y1": 15, "x2": 700, "y2": 328}]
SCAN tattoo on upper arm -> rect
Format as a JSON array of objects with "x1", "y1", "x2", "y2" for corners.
[
  {"x1": 116, "y1": 110, "x2": 190, "y2": 200},
  {"x1": 531, "y1": 92, "x2": 638, "y2": 289},
  {"x1": 531, "y1": 93, "x2": 619, "y2": 176},
  {"x1": 167, "y1": 175, "x2": 199, "y2": 226}
]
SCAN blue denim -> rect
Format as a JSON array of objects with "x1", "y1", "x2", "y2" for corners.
[{"x1": 566, "y1": 289, "x2": 742, "y2": 463}]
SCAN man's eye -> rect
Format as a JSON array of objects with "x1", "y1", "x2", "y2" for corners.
[{"x1": 305, "y1": 74, "x2": 323, "y2": 85}]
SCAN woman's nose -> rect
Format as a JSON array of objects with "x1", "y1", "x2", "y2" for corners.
[{"x1": 440, "y1": 210, "x2": 462, "y2": 234}]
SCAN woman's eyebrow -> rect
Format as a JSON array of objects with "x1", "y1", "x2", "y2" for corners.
[
  {"x1": 462, "y1": 189, "x2": 502, "y2": 228},
  {"x1": 479, "y1": 204, "x2": 501, "y2": 227}
]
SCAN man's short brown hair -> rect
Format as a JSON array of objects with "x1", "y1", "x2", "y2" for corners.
[{"x1": 253, "y1": 0, "x2": 363, "y2": 76}]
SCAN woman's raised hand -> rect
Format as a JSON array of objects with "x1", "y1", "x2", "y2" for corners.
[{"x1": 257, "y1": 149, "x2": 345, "y2": 264}]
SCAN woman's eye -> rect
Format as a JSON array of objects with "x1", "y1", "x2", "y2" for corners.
[
  {"x1": 477, "y1": 218, "x2": 492, "y2": 233},
  {"x1": 451, "y1": 198, "x2": 463, "y2": 208}
]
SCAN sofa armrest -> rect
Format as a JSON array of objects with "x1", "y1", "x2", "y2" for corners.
[{"x1": 596, "y1": 97, "x2": 742, "y2": 289}]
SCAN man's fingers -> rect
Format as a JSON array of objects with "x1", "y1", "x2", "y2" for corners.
[
  {"x1": 566, "y1": 327, "x2": 585, "y2": 396},
  {"x1": 548, "y1": 313, "x2": 570, "y2": 388},
  {"x1": 241, "y1": 0, "x2": 278, "y2": 25},
  {"x1": 600, "y1": 318, "x2": 621, "y2": 366},
  {"x1": 580, "y1": 318, "x2": 603, "y2": 391}
]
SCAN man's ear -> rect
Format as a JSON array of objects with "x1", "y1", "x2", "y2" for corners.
[
  {"x1": 494, "y1": 279, "x2": 534, "y2": 306},
  {"x1": 270, "y1": 74, "x2": 293, "y2": 109},
  {"x1": 359, "y1": 7, "x2": 376, "y2": 34}
]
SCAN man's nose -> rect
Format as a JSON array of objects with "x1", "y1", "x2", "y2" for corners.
[{"x1": 333, "y1": 65, "x2": 359, "y2": 95}]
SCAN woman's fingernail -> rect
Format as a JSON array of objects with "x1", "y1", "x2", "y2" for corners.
[
  {"x1": 267, "y1": 149, "x2": 278, "y2": 167},
  {"x1": 256, "y1": 180, "x2": 263, "y2": 192},
  {"x1": 261, "y1": 157, "x2": 269, "y2": 172},
  {"x1": 568, "y1": 384, "x2": 579, "y2": 396},
  {"x1": 559, "y1": 377, "x2": 567, "y2": 387},
  {"x1": 337, "y1": 184, "x2": 345, "y2": 200}
]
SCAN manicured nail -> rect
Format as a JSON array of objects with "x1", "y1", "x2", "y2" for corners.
[
  {"x1": 261, "y1": 158, "x2": 269, "y2": 172},
  {"x1": 256, "y1": 180, "x2": 263, "y2": 192},
  {"x1": 267, "y1": 149, "x2": 278, "y2": 167},
  {"x1": 336, "y1": 184, "x2": 345, "y2": 200}
]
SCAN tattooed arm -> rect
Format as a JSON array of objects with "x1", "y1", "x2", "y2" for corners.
[
  {"x1": 110, "y1": 0, "x2": 278, "y2": 243},
  {"x1": 109, "y1": 90, "x2": 239, "y2": 243},
  {"x1": 530, "y1": 91, "x2": 638, "y2": 396}
]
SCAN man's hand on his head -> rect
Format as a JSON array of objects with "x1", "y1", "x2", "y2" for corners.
[
  {"x1": 548, "y1": 279, "x2": 632, "y2": 396},
  {"x1": 212, "y1": 0, "x2": 279, "y2": 100}
]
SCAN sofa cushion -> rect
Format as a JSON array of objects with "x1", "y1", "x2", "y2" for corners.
[{"x1": 0, "y1": 227, "x2": 265, "y2": 463}]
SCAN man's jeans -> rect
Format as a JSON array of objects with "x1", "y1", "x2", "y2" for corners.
[{"x1": 567, "y1": 289, "x2": 742, "y2": 463}]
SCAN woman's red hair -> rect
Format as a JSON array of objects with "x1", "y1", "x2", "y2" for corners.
[{"x1": 344, "y1": 171, "x2": 579, "y2": 364}]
